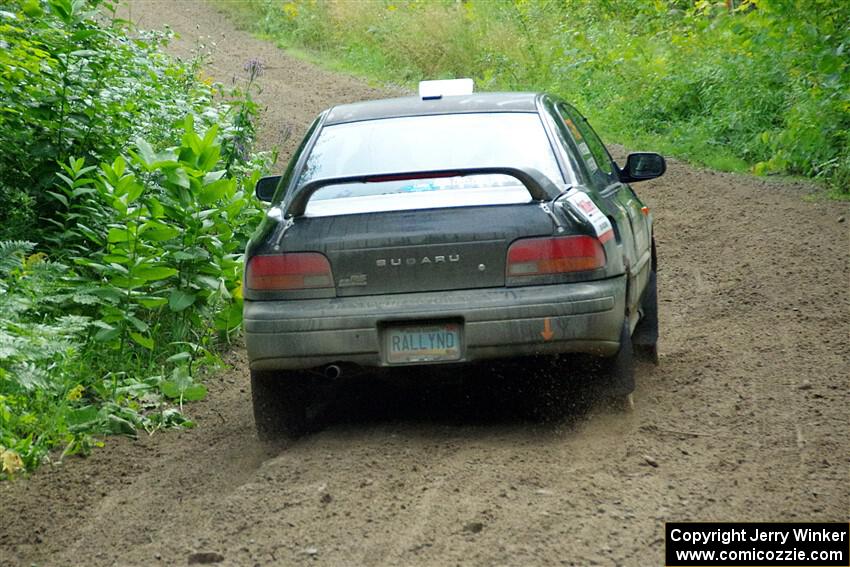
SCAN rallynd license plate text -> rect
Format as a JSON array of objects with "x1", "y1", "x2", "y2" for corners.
[{"x1": 385, "y1": 323, "x2": 461, "y2": 364}]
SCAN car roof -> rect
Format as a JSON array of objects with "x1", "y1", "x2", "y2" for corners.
[{"x1": 324, "y1": 92, "x2": 542, "y2": 125}]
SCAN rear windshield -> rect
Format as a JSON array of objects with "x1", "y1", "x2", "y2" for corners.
[{"x1": 296, "y1": 113, "x2": 564, "y2": 217}]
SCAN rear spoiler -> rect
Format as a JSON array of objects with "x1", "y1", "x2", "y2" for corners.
[{"x1": 281, "y1": 167, "x2": 563, "y2": 217}]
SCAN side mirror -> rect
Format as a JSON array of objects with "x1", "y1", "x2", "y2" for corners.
[
  {"x1": 619, "y1": 153, "x2": 666, "y2": 183},
  {"x1": 255, "y1": 175, "x2": 281, "y2": 202}
]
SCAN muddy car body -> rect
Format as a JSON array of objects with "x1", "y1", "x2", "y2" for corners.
[{"x1": 244, "y1": 85, "x2": 665, "y2": 437}]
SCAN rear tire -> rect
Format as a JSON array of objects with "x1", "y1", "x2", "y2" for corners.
[
  {"x1": 251, "y1": 369, "x2": 311, "y2": 441},
  {"x1": 633, "y1": 269, "x2": 659, "y2": 364},
  {"x1": 597, "y1": 321, "x2": 635, "y2": 410}
]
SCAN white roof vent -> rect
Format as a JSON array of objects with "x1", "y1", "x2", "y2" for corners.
[{"x1": 419, "y1": 78, "x2": 474, "y2": 100}]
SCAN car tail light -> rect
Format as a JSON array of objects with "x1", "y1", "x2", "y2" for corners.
[
  {"x1": 506, "y1": 235, "x2": 606, "y2": 276},
  {"x1": 246, "y1": 253, "x2": 334, "y2": 290}
]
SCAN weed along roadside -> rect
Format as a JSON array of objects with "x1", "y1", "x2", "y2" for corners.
[
  {"x1": 1, "y1": 1, "x2": 849, "y2": 567},
  {"x1": 0, "y1": 0, "x2": 271, "y2": 477}
]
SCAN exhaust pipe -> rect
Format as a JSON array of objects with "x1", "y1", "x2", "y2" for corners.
[{"x1": 324, "y1": 364, "x2": 342, "y2": 379}]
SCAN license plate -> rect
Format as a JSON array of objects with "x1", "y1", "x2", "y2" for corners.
[{"x1": 384, "y1": 323, "x2": 462, "y2": 364}]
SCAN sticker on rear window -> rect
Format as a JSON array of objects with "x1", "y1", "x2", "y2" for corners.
[{"x1": 564, "y1": 118, "x2": 583, "y2": 141}]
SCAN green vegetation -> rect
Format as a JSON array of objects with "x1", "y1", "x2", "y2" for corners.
[
  {"x1": 225, "y1": 0, "x2": 848, "y2": 195},
  {"x1": 0, "y1": 0, "x2": 270, "y2": 477}
]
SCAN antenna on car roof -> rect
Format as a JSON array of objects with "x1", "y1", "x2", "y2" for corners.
[{"x1": 419, "y1": 78, "x2": 474, "y2": 100}]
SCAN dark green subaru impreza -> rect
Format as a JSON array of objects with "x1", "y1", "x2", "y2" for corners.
[{"x1": 244, "y1": 80, "x2": 665, "y2": 438}]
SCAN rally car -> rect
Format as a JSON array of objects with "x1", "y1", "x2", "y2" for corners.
[{"x1": 244, "y1": 79, "x2": 665, "y2": 438}]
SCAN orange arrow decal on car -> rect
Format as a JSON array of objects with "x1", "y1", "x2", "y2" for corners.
[{"x1": 540, "y1": 318, "x2": 554, "y2": 341}]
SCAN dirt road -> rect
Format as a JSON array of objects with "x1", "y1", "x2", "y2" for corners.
[{"x1": 2, "y1": 2, "x2": 848, "y2": 566}]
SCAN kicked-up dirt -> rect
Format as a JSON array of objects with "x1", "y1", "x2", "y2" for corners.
[{"x1": 1, "y1": 1, "x2": 848, "y2": 566}]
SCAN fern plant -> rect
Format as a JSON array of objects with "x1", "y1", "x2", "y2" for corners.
[{"x1": 0, "y1": 241, "x2": 35, "y2": 280}]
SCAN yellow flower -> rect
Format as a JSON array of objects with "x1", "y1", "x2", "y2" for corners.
[
  {"x1": 23, "y1": 252, "x2": 47, "y2": 271},
  {"x1": 1, "y1": 448, "x2": 24, "y2": 476},
  {"x1": 197, "y1": 71, "x2": 214, "y2": 86},
  {"x1": 282, "y1": 2, "x2": 298, "y2": 20},
  {"x1": 66, "y1": 384, "x2": 84, "y2": 401}
]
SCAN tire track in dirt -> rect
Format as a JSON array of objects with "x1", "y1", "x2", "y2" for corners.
[{"x1": 1, "y1": 1, "x2": 847, "y2": 566}]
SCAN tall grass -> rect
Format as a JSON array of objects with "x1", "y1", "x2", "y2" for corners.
[{"x1": 221, "y1": 0, "x2": 849, "y2": 196}]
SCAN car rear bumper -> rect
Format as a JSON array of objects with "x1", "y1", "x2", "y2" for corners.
[{"x1": 244, "y1": 276, "x2": 626, "y2": 371}]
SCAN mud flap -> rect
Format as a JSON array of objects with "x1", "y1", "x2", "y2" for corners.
[{"x1": 633, "y1": 270, "x2": 659, "y2": 364}]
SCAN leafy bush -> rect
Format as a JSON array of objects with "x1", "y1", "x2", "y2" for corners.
[
  {"x1": 65, "y1": 116, "x2": 263, "y2": 356},
  {"x1": 1, "y1": 123, "x2": 268, "y2": 478},
  {"x1": 231, "y1": 0, "x2": 849, "y2": 195},
  {"x1": 0, "y1": 0, "x2": 271, "y2": 477},
  {"x1": 0, "y1": 0, "x2": 232, "y2": 240}
]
